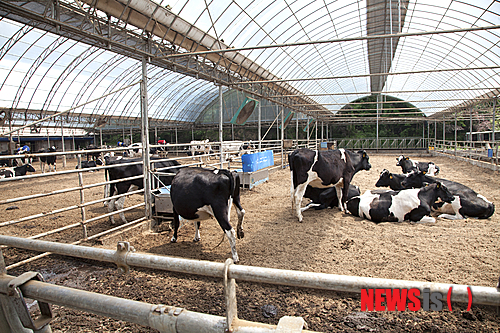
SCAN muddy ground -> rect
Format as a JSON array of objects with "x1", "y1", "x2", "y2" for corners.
[{"x1": 0, "y1": 153, "x2": 499, "y2": 332}]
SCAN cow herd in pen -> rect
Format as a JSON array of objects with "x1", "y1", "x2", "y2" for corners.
[{"x1": 0, "y1": 144, "x2": 495, "y2": 263}]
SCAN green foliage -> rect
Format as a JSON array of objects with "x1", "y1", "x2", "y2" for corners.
[{"x1": 330, "y1": 94, "x2": 426, "y2": 139}]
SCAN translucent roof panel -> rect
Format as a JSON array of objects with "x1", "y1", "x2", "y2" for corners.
[{"x1": 0, "y1": 0, "x2": 499, "y2": 129}]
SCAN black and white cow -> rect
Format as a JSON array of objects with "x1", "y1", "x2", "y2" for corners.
[
  {"x1": 106, "y1": 157, "x2": 182, "y2": 224},
  {"x1": 396, "y1": 155, "x2": 439, "y2": 176},
  {"x1": 401, "y1": 171, "x2": 495, "y2": 219},
  {"x1": 38, "y1": 146, "x2": 57, "y2": 173},
  {"x1": 76, "y1": 158, "x2": 104, "y2": 170},
  {"x1": 289, "y1": 148, "x2": 371, "y2": 222},
  {"x1": 302, "y1": 184, "x2": 361, "y2": 212},
  {"x1": 0, "y1": 164, "x2": 36, "y2": 178},
  {"x1": 346, "y1": 182, "x2": 454, "y2": 223},
  {"x1": 0, "y1": 150, "x2": 12, "y2": 167},
  {"x1": 375, "y1": 169, "x2": 409, "y2": 190},
  {"x1": 84, "y1": 145, "x2": 101, "y2": 161},
  {"x1": 170, "y1": 168, "x2": 245, "y2": 263}
]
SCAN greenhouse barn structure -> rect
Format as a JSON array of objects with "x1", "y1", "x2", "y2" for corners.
[{"x1": 0, "y1": 0, "x2": 499, "y2": 332}]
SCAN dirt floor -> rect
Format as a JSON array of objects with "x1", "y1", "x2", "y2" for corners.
[{"x1": 1, "y1": 153, "x2": 499, "y2": 332}]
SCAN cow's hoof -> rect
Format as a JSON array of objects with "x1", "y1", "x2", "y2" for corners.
[
  {"x1": 237, "y1": 229, "x2": 244, "y2": 239},
  {"x1": 193, "y1": 237, "x2": 200, "y2": 242},
  {"x1": 170, "y1": 237, "x2": 177, "y2": 243}
]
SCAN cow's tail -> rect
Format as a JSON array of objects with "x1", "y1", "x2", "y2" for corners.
[
  {"x1": 288, "y1": 151, "x2": 298, "y2": 189},
  {"x1": 219, "y1": 169, "x2": 235, "y2": 197}
]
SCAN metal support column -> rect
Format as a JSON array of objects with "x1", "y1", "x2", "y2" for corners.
[
  {"x1": 443, "y1": 115, "x2": 445, "y2": 151},
  {"x1": 315, "y1": 119, "x2": 318, "y2": 150},
  {"x1": 376, "y1": 94, "x2": 380, "y2": 150},
  {"x1": 470, "y1": 106, "x2": 473, "y2": 157},
  {"x1": 493, "y1": 99, "x2": 497, "y2": 164},
  {"x1": 219, "y1": 85, "x2": 223, "y2": 168},
  {"x1": 76, "y1": 155, "x2": 88, "y2": 239},
  {"x1": 281, "y1": 105, "x2": 284, "y2": 168},
  {"x1": 258, "y1": 99, "x2": 262, "y2": 152},
  {"x1": 140, "y1": 58, "x2": 152, "y2": 225},
  {"x1": 295, "y1": 113, "x2": 298, "y2": 148},
  {"x1": 454, "y1": 112, "x2": 457, "y2": 156},
  {"x1": 60, "y1": 116, "x2": 66, "y2": 168},
  {"x1": 307, "y1": 116, "x2": 310, "y2": 148}
]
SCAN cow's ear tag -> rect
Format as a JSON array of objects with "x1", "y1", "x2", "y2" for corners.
[
  {"x1": 363, "y1": 153, "x2": 366, "y2": 158},
  {"x1": 390, "y1": 175, "x2": 393, "y2": 179},
  {"x1": 423, "y1": 171, "x2": 426, "y2": 174},
  {"x1": 437, "y1": 183, "x2": 440, "y2": 188},
  {"x1": 405, "y1": 157, "x2": 409, "y2": 160}
]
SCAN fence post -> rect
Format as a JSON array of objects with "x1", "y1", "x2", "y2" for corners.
[{"x1": 76, "y1": 155, "x2": 88, "y2": 239}]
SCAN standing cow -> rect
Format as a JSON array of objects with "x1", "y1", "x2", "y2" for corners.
[
  {"x1": 38, "y1": 146, "x2": 57, "y2": 173},
  {"x1": 106, "y1": 157, "x2": 182, "y2": 224},
  {"x1": 347, "y1": 182, "x2": 454, "y2": 223},
  {"x1": 289, "y1": 148, "x2": 371, "y2": 222},
  {"x1": 170, "y1": 168, "x2": 245, "y2": 263}
]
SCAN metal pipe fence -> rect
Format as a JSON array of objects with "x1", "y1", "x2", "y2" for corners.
[
  {"x1": 0, "y1": 235, "x2": 499, "y2": 332},
  {"x1": 432, "y1": 139, "x2": 499, "y2": 169},
  {"x1": 0, "y1": 140, "x2": 290, "y2": 269}
]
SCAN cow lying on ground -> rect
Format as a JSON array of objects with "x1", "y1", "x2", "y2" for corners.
[
  {"x1": 402, "y1": 171, "x2": 495, "y2": 219},
  {"x1": 38, "y1": 146, "x2": 57, "y2": 173},
  {"x1": 106, "y1": 157, "x2": 182, "y2": 224},
  {"x1": 289, "y1": 148, "x2": 371, "y2": 222},
  {"x1": 0, "y1": 164, "x2": 36, "y2": 178},
  {"x1": 84, "y1": 145, "x2": 101, "y2": 161},
  {"x1": 375, "y1": 169, "x2": 409, "y2": 190},
  {"x1": 347, "y1": 182, "x2": 454, "y2": 223},
  {"x1": 76, "y1": 158, "x2": 103, "y2": 170},
  {"x1": 170, "y1": 168, "x2": 245, "y2": 263},
  {"x1": 302, "y1": 184, "x2": 361, "y2": 212},
  {"x1": 396, "y1": 155, "x2": 439, "y2": 176}
]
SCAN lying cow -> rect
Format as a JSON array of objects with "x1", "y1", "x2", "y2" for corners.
[
  {"x1": 38, "y1": 146, "x2": 57, "y2": 173},
  {"x1": 170, "y1": 168, "x2": 245, "y2": 263},
  {"x1": 347, "y1": 182, "x2": 454, "y2": 223},
  {"x1": 0, "y1": 164, "x2": 36, "y2": 178},
  {"x1": 375, "y1": 169, "x2": 409, "y2": 190},
  {"x1": 396, "y1": 155, "x2": 439, "y2": 176},
  {"x1": 289, "y1": 148, "x2": 371, "y2": 222},
  {"x1": 76, "y1": 158, "x2": 103, "y2": 170},
  {"x1": 302, "y1": 184, "x2": 360, "y2": 212},
  {"x1": 402, "y1": 171, "x2": 495, "y2": 219}
]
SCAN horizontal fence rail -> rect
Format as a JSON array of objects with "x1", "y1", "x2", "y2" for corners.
[
  {"x1": 0, "y1": 141, "x2": 288, "y2": 270},
  {"x1": 0, "y1": 271, "x2": 312, "y2": 333},
  {"x1": 0, "y1": 236, "x2": 498, "y2": 307}
]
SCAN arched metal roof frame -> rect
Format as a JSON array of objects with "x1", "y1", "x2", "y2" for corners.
[{"x1": 0, "y1": 0, "x2": 498, "y2": 134}]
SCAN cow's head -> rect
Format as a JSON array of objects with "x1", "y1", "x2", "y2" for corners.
[
  {"x1": 26, "y1": 164, "x2": 36, "y2": 173},
  {"x1": 375, "y1": 169, "x2": 391, "y2": 187},
  {"x1": 433, "y1": 182, "x2": 454, "y2": 203},
  {"x1": 401, "y1": 170, "x2": 426, "y2": 188},
  {"x1": 357, "y1": 150, "x2": 371, "y2": 171},
  {"x1": 96, "y1": 158, "x2": 104, "y2": 166},
  {"x1": 396, "y1": 155, "x2": 405, "y2": 166}
]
